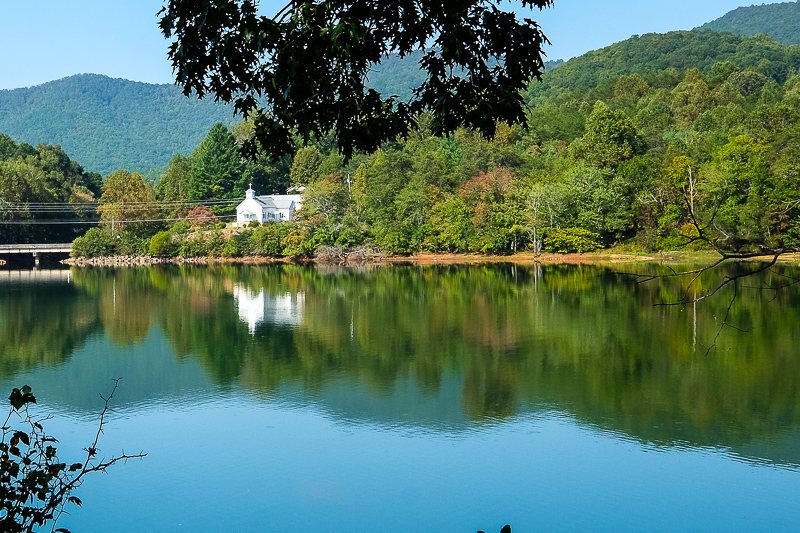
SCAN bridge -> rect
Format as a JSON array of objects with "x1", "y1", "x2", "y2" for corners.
[{"x1": 0, "y1": 243, "x2": 73, "y2": 266}]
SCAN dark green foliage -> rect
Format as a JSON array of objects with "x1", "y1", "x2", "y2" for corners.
[
  {"x1": 526, "y1": 31, "x2": 799, "y2": 103},
  {"x1": 159, "y1": 0, "x2": 553, "y2": 160},
  {"x1": 188, "y1": 123, "x2": 244, "y2": 201},
  {"x1": 0, "y1": 138, "x2": 101, "y2": 244},
  {"x1": 0, "y1": 74, "x2": 233, "y2": 175},
  {"x1": 117, "y1": 232, "x2": 150, "y2": 256}
]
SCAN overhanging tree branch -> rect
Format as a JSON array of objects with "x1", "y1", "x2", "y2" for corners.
[
  {"x1": 158, "y1": 0, "x2": 553, "y2": 161},
  {"x1": 0, "y1": 380, "x2": 145, "y2": 533}
]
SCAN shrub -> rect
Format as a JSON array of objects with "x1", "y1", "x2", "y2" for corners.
[
  {"x1": 149, "y1": 231, "x2": 176, "y2": 256},
  {"x1": 206, "y1": 230, "x2": 225, "y2": 256},
  {"x1": 179, "y1": 234, "x2": 208, "y2": 257},
  {"x1": 170, "y1": 220, "x2": 191, "y2": 234},
  {"x1": 544, "y1": 228, "x2": 601, "y2": 253},
  {"x1": 252, "y1": 223, "x2": 291, "y2": 256},
  {"x1": 117, "y1": 232, "x2": 149, "y2": 255},
  {"x1": 222, "y1": 231, "x2": 253, "y2": 257},
  {"x1": 71, "y1": 227, "x2": 114, "y2": 257}
]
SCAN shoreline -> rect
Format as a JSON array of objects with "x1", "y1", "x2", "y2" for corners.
[{"x1": 59, "y1": 251, "x2": 800, "y2": 268}]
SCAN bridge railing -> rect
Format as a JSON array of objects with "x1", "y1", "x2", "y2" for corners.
[{"x1": 0, "y1": 243, "x2": 73, "y2": 253}]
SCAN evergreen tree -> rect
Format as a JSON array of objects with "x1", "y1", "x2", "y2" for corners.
[{"x1": 188, "y1": 123, "x2": 243, "y2": 200}]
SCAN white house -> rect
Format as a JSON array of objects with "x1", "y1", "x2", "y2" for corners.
[{"x1": 235, "y1": 186, "x2": 303, "y2": 227}]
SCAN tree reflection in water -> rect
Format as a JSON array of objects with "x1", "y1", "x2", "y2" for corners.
[{"x1": 1, "y1": 262, "x2": 799, "y2": 466}]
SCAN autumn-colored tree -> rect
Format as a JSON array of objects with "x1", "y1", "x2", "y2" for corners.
[{"x1": 187, "y1": 205, "x2": 219, "y2": 228}]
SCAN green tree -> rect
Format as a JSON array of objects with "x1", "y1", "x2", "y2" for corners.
[
  {"x1": 97, "y1": 170, "x2": 158, "y2": 232},
  {"x1": 156, "y1": 154, "x2": 191, "y2": 203},
  {"x1": 302, "y1": 174, "x2": 349, "y2": 221},
  {"x1": 289, "y1": 146, "x2": 323, "y2": 186},
  {"x1": 577, "y1": 101, "x2": 642, "y2": 168}
]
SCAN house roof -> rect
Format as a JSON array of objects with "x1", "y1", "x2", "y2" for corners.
[
  {"x1": 252, "y1": 196, "x2": 277, "y2": 209},
  {"x1": 257, "y1": 194, "x2": 302, "y2": 210}
]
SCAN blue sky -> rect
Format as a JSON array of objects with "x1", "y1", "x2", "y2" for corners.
[{"x1": 0, "y1": 0, "x2": 761, "y2": 90}]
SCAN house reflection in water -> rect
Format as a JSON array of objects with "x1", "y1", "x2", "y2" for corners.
[{"x1": 233, "y1": 285, "x2": 305, "y2": 334}]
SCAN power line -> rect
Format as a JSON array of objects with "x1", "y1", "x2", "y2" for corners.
[
  {"x1": 0, "y1": 198, "x2": 241, "y2": 207},
  {"x1": 0, "y1": 215, "x2": 237, "y2": 225},
  {"x1": 0, "y1": 199, "x2": 242, "y2": 214}
]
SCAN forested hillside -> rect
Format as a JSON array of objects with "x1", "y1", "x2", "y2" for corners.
[
  {"x1": 696, "y1": 1, "x2": 800, "y2": 45},
  {"x1": 0, "y1": 74, "x2": 233, "y2": 176},
  {"x1": 366, "y1": 51, "x2": 563, "y2": 103},
  {"x1": 4, "y1": 24, "x2": 800, "y2": 258},
  {"x1": 68, "y1": 36, "x2": 800, "y2": 260},
  {"x1": 527, "y1": 31, "x2": 800, "y2": 100}
]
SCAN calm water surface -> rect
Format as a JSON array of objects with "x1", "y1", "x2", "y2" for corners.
[{"x1": 1, "y1": 263, "x2": 799, "y2": 532}]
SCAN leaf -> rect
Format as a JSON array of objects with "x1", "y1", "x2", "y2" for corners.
[
  {"x1": 69, "y1": 463, "x2": 83, "y2": 472},
  {"x1": 8, "y1": 386, "x2": 36, "y2": 410},
  {"x1": 68, "y1": 496, "x2": 82, "y2": 507},
  {"x1": 15, "y1": 431, "x2": 30, "y2": 447}
]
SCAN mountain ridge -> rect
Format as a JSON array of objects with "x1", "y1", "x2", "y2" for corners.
[
  {"x1": 695, "y1": 1, "x2": 800, "y2": 45},
  {"x1": 0, "y1": 73, "x2": 234, "y2": 176},
  {"x1": 4, "y1": 3, "x2": 800, "y2": 176}
]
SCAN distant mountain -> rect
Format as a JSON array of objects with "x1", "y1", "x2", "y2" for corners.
[
  {"x1": 695, "y1": 1, "x2": 800, "y2": 46},
  {"x1": 0, "y1": 74, "x2": 234, "y2": 176},
  {"x1": 526, "y1": 30, "x2": 798, "y2": 101},
  {"x1": 366, "y1": 51, "x2": 563, "y2": 103}
]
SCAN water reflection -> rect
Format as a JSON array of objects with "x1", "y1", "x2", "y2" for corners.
[
  {"x1": 1, "y1": 262, "x2": 800, "y2": 469},
  {"x1": 233, "y1": 284, "x2": 305, "y2": 334}
]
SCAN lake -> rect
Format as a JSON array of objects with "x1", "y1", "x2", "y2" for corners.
[{"x1": 1, "y1": 262, "x2": 799, "y2": 532}]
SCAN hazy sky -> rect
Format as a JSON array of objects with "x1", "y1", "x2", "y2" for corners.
[{"x1": 0, "y1": 0, "x2": 763, "y2": 90}]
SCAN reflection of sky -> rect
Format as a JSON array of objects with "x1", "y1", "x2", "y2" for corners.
[
  {"x1": 0, "y1": 269, "x2": 72, "y2": 284},
  {"x1": 41, "y1": 397, "x2": 800, "y2": 533},
  {"x1": 233, "y1": 284, "x2": 304, "y2": 334}
]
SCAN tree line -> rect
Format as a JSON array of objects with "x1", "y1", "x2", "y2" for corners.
[
  {"x1": 3, "y1": 50, "x2": 800, "y2": 258},
  {"x1": 146, "y1": 58, "x2": 800, "y2": 258}
]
